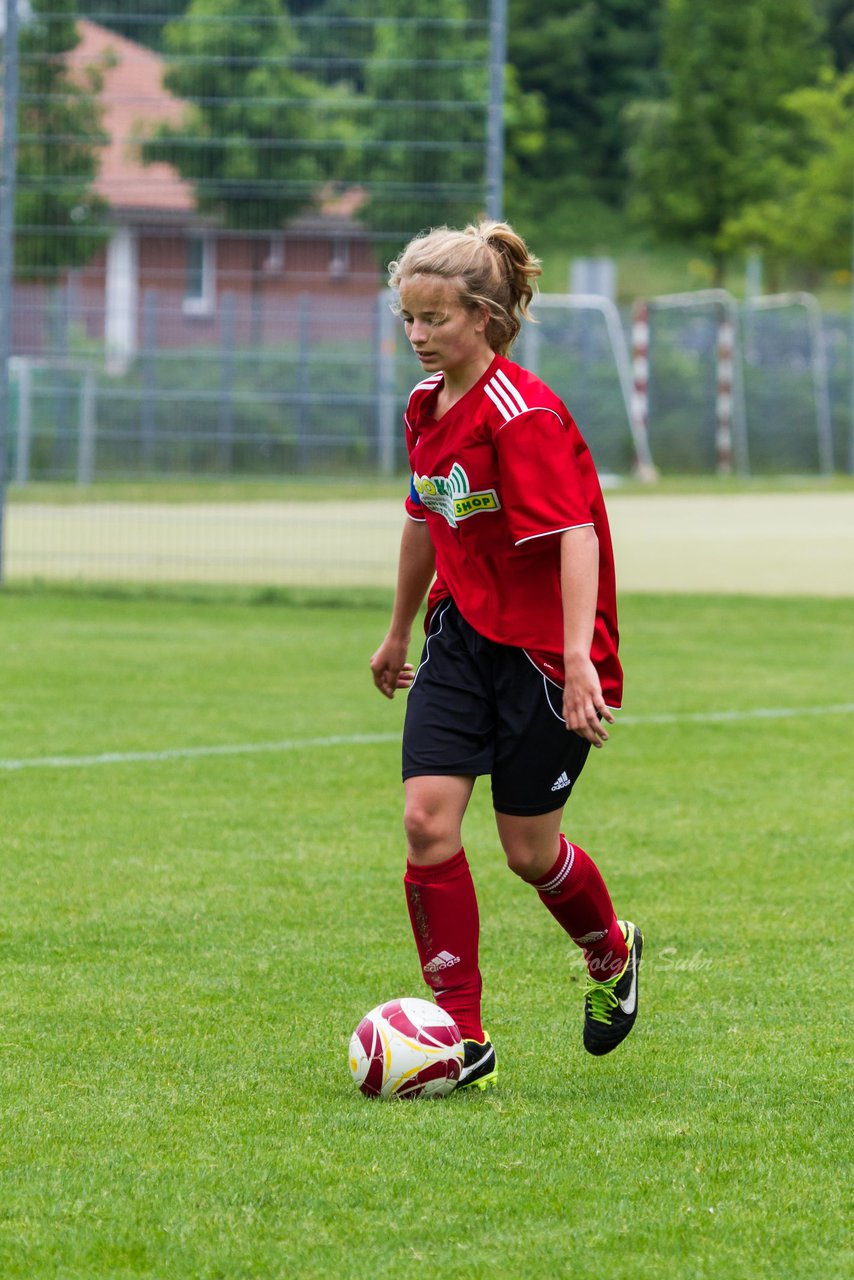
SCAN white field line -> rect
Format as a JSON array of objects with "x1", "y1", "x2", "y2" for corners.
[
  {"x1": 1, "y1": 704, "x2": 854, "y2": 773},
  {"x1": 0, "y1": 733, "x2": 401, "y2": 772}
]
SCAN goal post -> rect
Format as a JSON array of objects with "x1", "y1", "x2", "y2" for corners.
[
  {"x1": 8, "y1": 357, "x2": 97, "y2": 487},
  {"x1": 741, "y1": 293, "x2": 834, "y2": 476},
  {"x1": 520, "y1": 293, "x2": 657, "y2": 480},
  {"x1": 645, "y1": 289, "x2": 749, "y2": 476}
]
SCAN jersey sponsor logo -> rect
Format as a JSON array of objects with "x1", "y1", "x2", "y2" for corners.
[{"x1": 412, "y1": 463, "x2": 500, "y2": 528}]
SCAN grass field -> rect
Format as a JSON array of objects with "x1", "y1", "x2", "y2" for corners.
[{"x1": 1, "y1": 587, "x2": 852, "y2": 1279}]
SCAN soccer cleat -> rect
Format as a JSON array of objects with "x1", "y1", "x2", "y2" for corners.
[
  {"x1": 456, "y1": 1034, "x2": 498, "y2": 1091},
  {"x1": 583, "y1": 920, "x2": 643, "y2": 1057}
]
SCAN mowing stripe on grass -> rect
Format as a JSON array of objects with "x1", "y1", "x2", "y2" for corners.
[{"x1": 1, "y1": 704, "x2": 853, "y2": 772}]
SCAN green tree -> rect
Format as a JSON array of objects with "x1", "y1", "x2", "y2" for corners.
[
  {"x1": 79, "y1": 2, "x2": 189, "y2": 51},
  {"x1": 13, "y1": 0, "x2": 108, "y2": 280},
  {"x1": 626, "y1": 0, "x2": 825, "y2": 277},
  {"x1": 142, "y1": 0, "x2": 335, "y2": 234},
  {"x1": 346, "y1": 0, "x2": 545, "y2": 251},
  {"x1": 721, "y1": 69, "x2": 854, "y2": 272},
  {"x1": 815, "y1": 0, "x2": 854, "y2": 70},
  {"x1": 353, "y1": 0, "x2": 490, "y2": 247},
  {"x1": 141, "y1": 0, "x2": 537, "y2": 262},
  {"x1": 507, "y1": 0, "x2": 663, "y2": 214}
]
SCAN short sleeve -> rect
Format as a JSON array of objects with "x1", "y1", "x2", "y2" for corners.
[
  {"x1": 494, "y1": 410, "x2": 592, "y2": 545},
  {"x1": 405, "y1": 474, "x2": 426, "y2": 521}
]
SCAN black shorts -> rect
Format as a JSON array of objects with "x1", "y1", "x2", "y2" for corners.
[{"x1": 402, "y1": 598, "x2": 592, "y2": 816}]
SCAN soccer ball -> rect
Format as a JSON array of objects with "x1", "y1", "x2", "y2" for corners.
[{"x1": 348, "y1": 997, "x2": 464, "y2": 1099}]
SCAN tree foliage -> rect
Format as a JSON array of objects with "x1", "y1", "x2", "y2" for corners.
[
  {"x1": 79, "y1": 1, "x2": 189, "y2": 51},
  {"x1": 626, "y1": 0, "x2": 826, "y2": 272},
  {"x1": 353, "y1": 0, "x2": 488, "y2": 239},
  {"x1": 142, "y1": 0, "x2": 338, "y2": 232},
  {"x1": 721, "y1": 69, "x2": 854, "y2": 271},
  {"x1": 32, "y1": 0, "x2": 854, "y2": 284},
  {"x1": 140, "y1": 0, "x2": 524, "y2": 247},
  {"x1": 815, "y1": 0, "x2": 854, "y2": 70},
  {"x1": 508, "y1": 0, "x2": 664, "y2": 208},
  {"x1": 13, "y1": 0, "x2": 108, "y2": 281}
]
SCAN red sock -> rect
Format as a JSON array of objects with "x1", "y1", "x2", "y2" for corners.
[
  {"x1": 531, "y1": 835, "x2": 627, "y2": 980},
  {"x1": 404, "y1": 847, "x2": 484, "y2": 1040}
]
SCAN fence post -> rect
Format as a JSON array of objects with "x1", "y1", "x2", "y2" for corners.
[
  {"x1": 628, "y1": 300, "x2": 657, "y2": 479},
  {"x1": 51, "y1": 285, "x2": 71, "y2": 474},
  {"x1": 376, "y1": 291, "x2": 397, "y2": 476},
  {"x1": 296, "y1": 294, "x2": 312, "y2": 472},
  {"x1": 486, "y1": 0, "x2": 507, "y2": 220},
  {"x1": 715, "y1": 315, "x2": 735, "y2": 474},
  {"x1": 804, "y1": 296, "x2": 834, "y2": 475},
  {"x1": 141, "y1": 289, "x2": 158, "y2": 472},
  {"x1": 77, "y1": 368, "x2": 96, "y2": 486},
  {"x1": 649, "y1": 289, "x2": 748, "y2": 477},
  {"x1": 218, "y1": 290, "x2": 236, "y2": 472},
  {"x1": 12, "y1": 357, "x2": 31, "y2": 486},
  {"x1": 0, "y1": 0, "x2": 20, "y2": 583}
]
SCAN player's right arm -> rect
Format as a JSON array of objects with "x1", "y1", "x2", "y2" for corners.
[{"x1": 370, "y1": 517, "x2": 436, "y2": 699}]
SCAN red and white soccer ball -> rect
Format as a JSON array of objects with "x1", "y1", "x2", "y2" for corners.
[{"x1": 348, "y1": 997, "x2": 464, "y2": 1099}]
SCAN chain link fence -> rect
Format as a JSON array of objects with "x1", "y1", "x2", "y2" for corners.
[
  {"x1": 642, "y1": 292, "x2": 850, "y2": 475},
  {"x1": 2, "y1": 3, "x2": 853, "y2": 588},
  {"x1": 6, "y1": 287, "x2": 642, "y2": 484},
  {"x1": 5, "y1": 283, "x2": 852, "y2": 488},
  {"x1": 1, "y1": 1, "x2": 500, "y2": 522}
]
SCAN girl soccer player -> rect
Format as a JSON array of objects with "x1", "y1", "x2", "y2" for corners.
[{"x1": 370, "y1": 220, "x2": 642, "y2": 1089}]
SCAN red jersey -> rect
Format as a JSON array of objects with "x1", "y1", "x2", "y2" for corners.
[{"x1": 404, "y1": 353, "x2": 623, "y2": 707}]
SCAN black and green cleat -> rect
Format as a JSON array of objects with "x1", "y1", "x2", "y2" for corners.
[
  {"x1": 583, "y1": 920, "x2": 643, "y2": 1057},
  {"x1": 457, "y1": 1035, "x2": 498, "y2": 1091}
]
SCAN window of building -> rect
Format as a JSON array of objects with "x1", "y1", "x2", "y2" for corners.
[
  {"x1": 183, "y1": 234, "x2": 215, "y2": 315},
  {"x1": 264, "y1": 235, "x2": 285, "y2": 273},
  {"x1": 329, "y1": 237, "x2": 350, "y2": 281}
]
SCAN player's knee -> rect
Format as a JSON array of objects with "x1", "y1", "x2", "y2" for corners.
[
  {"x1": 403, "y1": 800, "x2": 455, "y2": 862},
  {"x1": 503, "y1": 844, "x2": 544, "y2": 880}
]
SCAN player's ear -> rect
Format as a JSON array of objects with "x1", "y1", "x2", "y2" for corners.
[{"x1": 474, "y1": 303, "x2": 490, "y2": 334}]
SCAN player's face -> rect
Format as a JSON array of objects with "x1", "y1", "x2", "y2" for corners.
[{"x1": 398, "y1": 276, "x2": 492, "y2": 380}]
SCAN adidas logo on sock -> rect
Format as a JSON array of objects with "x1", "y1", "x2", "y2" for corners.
[
  {"x1": 423, "y1": 950, "x2": 461, "y2": 974},
  {"x1": 574, "y1": 929, "x2": 608, "y2": 945},
  {"x1": 551, "y1": 771, "x2": 571, "y2": 792}
]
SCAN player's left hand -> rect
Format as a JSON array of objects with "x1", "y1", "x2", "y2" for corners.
[{"x1": 562, "y1": 654, "x2": 614, "y2": 747}]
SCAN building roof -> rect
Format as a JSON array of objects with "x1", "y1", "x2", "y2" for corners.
[
  {"x1": 67, "y1": 20, "x2": 195, "y2": 215},
  {"x1": 66, "y1": 21, "x2": 370, "y2": 235}
]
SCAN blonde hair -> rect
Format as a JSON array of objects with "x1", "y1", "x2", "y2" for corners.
[{"x1": 388, "y1": 220, "x2": 541, "y2": 355}]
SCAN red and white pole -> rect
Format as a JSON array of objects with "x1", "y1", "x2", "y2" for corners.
[
  {"x1": 630, "y1": 301, "x2": 657, "y2": 480},
  {"x1": 716, "y1": 317, "x2": 735, "y2": 474}
]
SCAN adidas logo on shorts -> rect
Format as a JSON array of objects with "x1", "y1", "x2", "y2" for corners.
[{"x1": 551, "y1": 771, "x2": 571, "y2": 792}]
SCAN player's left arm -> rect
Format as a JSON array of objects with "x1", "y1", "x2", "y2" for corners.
[{"x1": 560, "y1": 526, "x2": 614, "y2": 748}]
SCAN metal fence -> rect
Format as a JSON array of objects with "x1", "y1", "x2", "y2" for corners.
[
  {"x1": 4, "y1": 282, "x2": 853, "y2": 491},
  {"x1": 640, "y1": 291, "x2": 850, "y2": 476},
  {"x1": 2, "y1": 3, "x2": 853, "y2": 588},
  {"x1": 0, "y1": 0, "x2": 503, "y2": 577},
  {"x1": 5, "y1": 289, "x2": 641, "y2": 485},
  {"x1": 3, "y1": 284, "x2": 853, "y2": 587}
]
